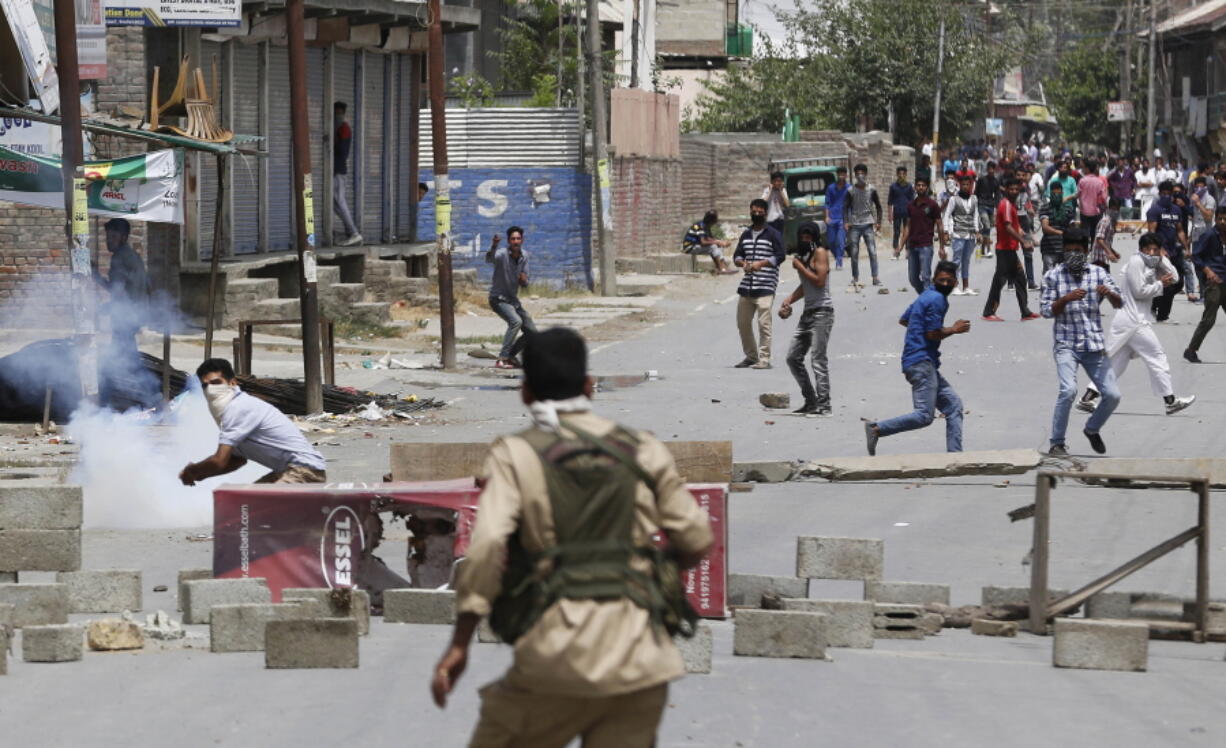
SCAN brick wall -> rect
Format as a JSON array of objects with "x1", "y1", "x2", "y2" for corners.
[
  {"x1": 0, "y1": 28, "x2": 149, "y2": 320},
  {"x1": 611, "y1": 155, "x2": 685, "y2": 258}
]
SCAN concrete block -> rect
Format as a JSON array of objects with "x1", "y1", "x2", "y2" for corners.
[
  {"x1": 281, "y1": 597, "x2": 327, "y2": 618},
  {"x1": 1086, "y1": 591, "x2": 1132, "y2": 619},
  {"x1": 383, "y1": 589, "x2": 456, "y2": 624},
  {"x1": 731, "y1": 461, "x2": 796, "y2": 483},
  {"x1": 177, "y1": 568, "x2": 211, "y2": 611},
  {"x1": 1053, "y1": 619, "x2": 1148, "y2": 672},
  {"x1": 265, "y1": 618, "x2": 359, "y2": 669},
  {"x1": 56, "y1": 570, "x2": 142, "y2": 613},
  {"x1": 981, "y1": 586, "x2": 1071, "y2": 608},
  {"x1": 1185, "y1": 601, "x2": 1226, "y2": 633},
  {"x1": 796, "y1": 536, "x2": 883, "y2": 581},
  {"x1": 182, "y1": 578, "x2": 270, "y2": 624},
  {"x1": 210, "y1": 603, "x2": 312, "y2": 653},
  {"x1": 728, "y1": 573, "x2": 808, "y2": 607},
  {"x1": 0, "y1": 529, "x2": 81, "y2": 571},
  {"x1": 971, "y1": 618, "x2": 1018, "y2": 637},
  {"x1": 281, "y1": 588, "x2": 371, "y2": 635},
  {"x1": 674, "y1": 622, "x2": 713, "y2": 674},
  {"x1": 22, "y1": 623, "x2": 84, "y2": 662},
  {"x1": 0, "y1": 583, "x2": 68, "y2": 626},
  {"x1": 0, "y1": 629, "x2": 6, "y2": 675},
  {"x1": 797, "y1": 448, "x2": 1042, "y2": 481},
  {"x1": 780, "y1": 599, "x2": 874, "y2": 648},
  {"x1": 872, "y1": 604, "x2": 926, "y2": 640},
  {"x1": 0, "y1": 484, "x2": 83, "y2": 529},
  {"x1": 759, "y1": 393, "x2": 790, "y2": 409},
  {"x1": 865, "y1": 581, "x2": 950, "y2": 606},
  {"x1": 0, "y1": 572, "x2": 15, "y2": 583},
  {"x1": 87, "y1": 619, "x2": 144, "y2": 651},
  {"x1": 732, "y1": 609, "x2": 827, "y2": 659},
  {"x1": 0, "y1": 603, "x2": 12, "y2": 630}
]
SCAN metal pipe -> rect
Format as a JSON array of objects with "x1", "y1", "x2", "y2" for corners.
[
  {"x1": 1029, "y1": 473, "x2": 1052, "y2": 634},
  {"x1": 204, "y1": 155, "x2": 225, "y2": 357},
  {"x1": 428, "y1": 0, "x2": 457, "y2": 369},
  {"x1": 587, "y1": 0, "x2": 614, "y2": 295}
]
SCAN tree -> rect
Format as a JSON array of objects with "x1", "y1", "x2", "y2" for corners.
[
  {"x1": 1046, "y1": 40, "x2": 1120, "y2": 147},
  {"x1": 490, "y1": 0, "x2": 581, "y2": 104}
]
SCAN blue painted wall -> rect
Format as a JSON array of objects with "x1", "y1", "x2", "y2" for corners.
[{"x1": 417, "y1": 167, "x2": 593, "y2": 288}]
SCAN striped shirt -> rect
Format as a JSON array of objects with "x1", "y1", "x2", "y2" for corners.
[
  {"x1": 1040, "y1": 264, "x2": 1120, "y2": 352},
  {"x1": 734, "y1": 225, "x2": 785, "y2": 297}
]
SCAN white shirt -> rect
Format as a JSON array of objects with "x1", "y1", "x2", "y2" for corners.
[
  {"x1": 1028, "y1": 173, "x2": 1045, "y2": 204},
  {"x1": 922, "y1": 143, "x2": 933, "y2": 158},
  {"x1": 1135, "y1": 169, "x2": 1158, "y2": 198},
  {"x1": 1040, "y1": 145, "x2": 1053, "y2": 162},
  {"x1": 218, "y1": 390, "x2": 327, "y2": 472},
  {"x1": 761, "y1": 186, "x2": 787, "y2": 222},
  {"x1": 1107, "y1": 253, "x2": 1176, "y2": 357}
]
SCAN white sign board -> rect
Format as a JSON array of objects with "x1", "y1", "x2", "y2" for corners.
[
  {"x1": 985, "y1": 118, "x2": 1004, "y2": 136},
  {"x1": 1107, "y1": 101, "x2": 1135, "y2": 122},
  {"x1": 0, "y1": 0, "x2": 59, "y2": 114},
  {"x1": 104, "y1": 0, "x2": 241, "y2": 27}
]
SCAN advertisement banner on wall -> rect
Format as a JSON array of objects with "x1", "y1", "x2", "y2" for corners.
[
  {"x1": 1107, "y1": 101, "x2": 1136, "y2": 122},
  {"x1": 0, "y1": 145, "x2": 184, "y2": 223},
  {"x1": 0, "y1": 0, "x2": 59, "y2": 114},
  {"x1": 29, "y1": 0, "x2": 107, "y2": 79},
  {"x1": 103, "y1": 0, "x2": 241, "y2": 27}
]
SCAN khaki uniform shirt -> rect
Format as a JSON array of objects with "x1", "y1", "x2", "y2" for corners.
[{"x1": 456, "y1": 411, "x2": 714, "y2": 698}]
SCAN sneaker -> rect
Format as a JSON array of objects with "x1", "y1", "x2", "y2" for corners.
[
  {"x1": 1075, "y1": 399, "x2": 1097, "y2": 414},
  {"x1": 1184, "y1": 349, "x2": 1202, "y2": 363},
  {"x1": 966, "y1": 288, "x2": 979, "y2": 296},
  {"x1": 734, "y1": 358, "x2": 756, "y2": 368},
  {"x1": 493, "y1": 359, "x2": 517, "y2": 369},
  {"x1": 1021, "y1": 313, "x2": 1040, "y2": 321},
  {"x1": 982, "y1": 315, "x2": 1005, "y2": 322},
  {"x1": 872, "y1": 278, "x2": 883, "y2": 286},
  {"x1": 1028, "y1": 284, "x2": 1040, "y2": 290},
  {"x1": 793, "y1": 402, "x2": 818, "y2": 414},
  {"x1": 813, "y1": 407, "x2": 833, "y2": 417},
  {"x1": 718, "y1": 268, "x2": 739, "y2": 275},
  {"x1": 951, "y1": 287, "x2": 966, "y2": 296},
  {"x1": 751, "y1": 361, "x2": 773, "y2": 370},
  {"x1": 864, "y1": 421, "x2": 879, "y2": 456},
  {"x1": 340, "y1": 233, "x2": 364, "y2": 247},
  {"x1": 1047, "y1": 443, "x2": 1069, "y2": 457},
  {"x1": 1083, "y1": 429, "x2": 1107, "y2": 455},
  {"x1": 1165, "y1": 395, "x2": 1196, "y2": 415}
]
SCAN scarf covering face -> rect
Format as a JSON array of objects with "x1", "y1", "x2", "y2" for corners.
[
  {"x1": 205, "y1": 383, "x2": 239, "y2": 426},
  {"x1": 1141, "y1": 252, "x2": 1162, "y2": 269},
  {"x1": 528, "y1": 395, "x2": 592, "y2": 433},
  {"x1": 1065, "y1": 251, "x2": 1088, "y2": 276}
]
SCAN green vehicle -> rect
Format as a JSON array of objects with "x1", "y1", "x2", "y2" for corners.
[{"x1": 770, "y1": 156, "x2": 848, "y2": 252}]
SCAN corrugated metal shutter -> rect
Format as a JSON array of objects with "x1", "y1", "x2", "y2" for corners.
[
  {"x1": 267, "y1": 44, "x2": 293, "y2": 251},
  {"x1": 307, "y1": 46, "x2": 326, "y2": 239},
  {"x1": 231, "y1": 42, "x2": 261, "y2": 254},
  {"x1": 418, "y1": 109, "x2": 580, "y2": 169},
  {"x1": 396, "y1": 54, "x2": 413, "y2": 240},
  {"x1": 333, "y1": 48, "x2": 357, "y2": 243},
  {"x1": 198, "y1": 40, "x2": 223, "y2": 259},
  {"x1": 362, "y1": 52, "x2": 385, "y2": 241}
]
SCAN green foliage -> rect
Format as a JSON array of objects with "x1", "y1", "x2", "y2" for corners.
[
  {"x1": 492, "y1": 0, "x2": 581, "y2": 104},
  {"x1": 1046, "y1": 40, "x2": 1120, "y2": 146},
  {"x1": 448, "y1": 73, "x2": 496, "y2": 108},
  {"x1": 686, "y1": 0, "x2": 1018, "y2": 145},
  {"x1": 526, "y1": 74, "x2": 559, "y2": 107}
]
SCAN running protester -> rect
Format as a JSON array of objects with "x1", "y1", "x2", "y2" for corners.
[{"x1": 779, "y1": 222, "x2": 834, "y2": 416}]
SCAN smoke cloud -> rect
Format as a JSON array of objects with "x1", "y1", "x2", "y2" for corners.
[{"x1": 69, "y1": 381, "x2": 266, "y2": 529}]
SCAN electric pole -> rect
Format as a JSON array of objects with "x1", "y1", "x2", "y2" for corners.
[
  {"x1": 932, "y1": 17, "x2": 945, "y2": 159},
  {"x1": 1146, "y1": 0, "x2": 1157, "y2": 157},
  {"x1": 1122, "y1": 0, "x2": 1134, "y2": 152},
  {"x1": 287, "y1": 0, "x2": 323, "y2": 413},
  {"x1": 429, "y1": 0, "x2": 457, "y2": 369},
  {"x1": 587, "y1": 0, "x2": 614, "y2": 295}
]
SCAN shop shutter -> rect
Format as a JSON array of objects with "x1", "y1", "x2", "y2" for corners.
[
  {"x1": 361, "y1": 51, "x2": 385, "y2": 241},
  {"x1": 307, "y1": 46, "x2": 326, "y2": 240},
  {"x1": 198, "y1": 39, "x2": 222, "y2": 259},
  {"x1": 230, "y1": 41, "x2": 261, "y2": 254},
  {"x1": 395, "y1": 54, "x2": 414, "y2": 241},
  {"x1": 267, "y1": 44, "x2": 293, "y2": 251},
  {"x1": 332, "y1": 48, "x2": 357, "y2": 243}
]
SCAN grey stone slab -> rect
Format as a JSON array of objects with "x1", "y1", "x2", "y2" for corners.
[
  {"x1": 780, "y1": 599, "x2": 874, "y2": 648},
  {"x1": 980, "y1": 586, "x2": 1071, "y2": 608},
  {"x1": 731, "y1": 461, "x2": 796, "y2": 483},
  {"x1": 0, "y1": 529, "x2": 81, "y2": 571},
  {"x1": 0, "y1": 484, "x2": 83, "y2": 529},
  {"x1": 383, "y1": 589, "x2": 456, "y2": 625},
  {"x1": 1086, "y1": 591, "x2": 1133, "y2": 620},
  {"x1": 971, "y1": 618, "x2": 1018, "y2": 637},
  {"x1": 0, "y1": 572, "x2": 15, "y2": 583},
  {"x1": 796, "y1": 449, "x2": 1042, "y2": 481},
  {"x1": 865, "y1": 582, "x2": 950, "y2": 606},
  {"x1": 674, "y1": 622, "x2": 713, "y2": 674},
  {"x1": 758, "y1": 393, "x2": 790, "y2": 409},
  {"x1": 1053, "y1": 618, "x2": 1148, "y2": 672},
  {"x1": 265, "y1": 618, "x2": 359, "y2": 669},
  {"x1": 177, "y1": 568, "x2": 211, "y2": 612},
  {"x1": 1083, "y1": 458, "x2": 1226, "y2": 488},
  {"x1": 872, "y1": 604, "x2": 926, "y2": 640},
  {"x1": 182, "y1": 579, "x2": 270, "y2": 625},
  {"x1": 732, "y1": 609, "x2": 827, "y2": 659},
  {"x1": 22, "y1": 623, "x2": 84, "y2": 662},
  {"x1": 0, "y1": 602, "x2": 12, "y2": 629},
  {"x1": 796, "y1": 536, "x2": 883, "y2": 581},
  {"x1": 0, "y1": 628, "x2": 6, "y2": 675},
  {"x1": 280, "y1": 588, "x2": 371, "y2": 635},
  {"x1": 210, "y1": 603, "x2": 313, "y2": 653},
  {"x1": 0, "y1": 583, "x2": 68, "y2": 627},
  {"x1": 727, "y1": 573, "x2": 808, "y2": 607},
  {"x1": 56, "y1": 570, "x2": 142, "y2": 614}
]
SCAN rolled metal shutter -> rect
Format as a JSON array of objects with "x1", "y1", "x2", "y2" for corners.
[
  {"x1": 396, "y1": 54, "x2": 413, "y2": 240},
  {"x1": 307, "y1": 46, "x2": 326, "y2": 240},
  {"x1": 230, "y1": 42, "x2": 261, "y2": 254},
  {"x1": 267, "y1": 44, "x2": 293, "y2": 251},
  {"x1": 198, "y1": 39, "x2": 222, "y2": 259},
  {"x1": 333, "y1": 48, "x2": 356, "y2": 243},
  {"x1": 362, "y1": 51, "x2": 385, "y2": 241}
]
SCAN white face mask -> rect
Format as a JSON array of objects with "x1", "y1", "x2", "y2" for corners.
[
  {"x1": 204, "y1": 383, "x2": 238, "y2": 426},
  {"x1": 1141, "y1": 252, "x2": 1162, "y2": 269}
]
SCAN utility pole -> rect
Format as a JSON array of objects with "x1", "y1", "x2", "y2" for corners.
[
  {"x1": 429, "y1": 0, "x2": 457, "y2": 369},
  {"x1": 557, "y1": 0, "x2": 564, "y2": 105},
  {"x1": 1147, "y1": 0, "x2": 1158, "y2": 157},
  {"x1": 932, "y1": 17, "x2": 945, "y2": 161},
  {"x1": 587, "y1": 0, "x2": 614, "y2": 295},
  {"x1": 576, "y1": 0, "x2": 586, "y2": 163},
  {"x1": 1122, "y1": 0, "x2": 1134, "y2": 152},
  {"x1": 287, "y1": 0, "x2": 323, "y2": 413},
  {"x1": 630, "y1": 0, "x2": 640, "y2": 88},
  {"x1": 53, "y1": 0, "x2": 95, "y2": 398},
  {"x1": 984, "y1": 4, "x2": 994, "y2": 145}
]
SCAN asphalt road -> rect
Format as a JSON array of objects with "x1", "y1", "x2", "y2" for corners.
[{"x1": 5, "y1": 233, "x2": 1226, "y2": 746}]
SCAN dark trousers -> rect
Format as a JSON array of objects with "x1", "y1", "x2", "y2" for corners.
[
  {"x1": 1023, "y1": 249, "x2": 1037, "y2": 287},
  {"x1": 892, "y1": 215, "x2": 907, "y2": 250},
  {"x1": 1152, "y1": 257, "x2": 1186, "y2": 321},
  {"x1": 1189, "y1": 281, "x2": 1226, "y2": 351},
  {"x1": 1081, "y1": 212, "x2": 1101, "y2": 239},
  {"x1": 769, "y1": 218, "x2": 786, "y2": 236},
  {"x1": 983, "y1": 250, "x2": 1031, "y2": 318}
]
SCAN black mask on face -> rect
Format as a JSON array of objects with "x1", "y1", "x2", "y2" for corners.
[
  {"x1": 935, "y1": 282, "x2": 954, "y2": 297},
  {"x1": 751, "y1": 213, "x2": 766, "y2": 227}
]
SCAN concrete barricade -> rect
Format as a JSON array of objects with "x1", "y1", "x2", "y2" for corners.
[
  {"x1": 0, "y1": 530, "x2": 81, "y2": 572},
  {"x1": 1053, "y1": 619, "x2": 1148, "y2": 672},
  {"x1": 872, "y1": 604, "x2": 926, "y2": 639},
  {"x1": 383, "y1": 589, "x2": 456, "y2": 624},
  {"x1": 865, "y1": 582, "x2": 950, "y2": 606},
  {"x1": 281, "y1": 588, "x2": 371, "y2": 635},
  {"x1": 22, "y1": 623, "x2": 84, "y2": 662},
  {"x1": 182, "y1": 579, "x2": 271, "y2": 625},
  {"x1": 674, "y1": 622, "x2": 713, "y2": 674},
  {"x1": 177, "y1": 568, "x2": 212, "y2": 612},
  {"x1": 733, "y1": 609, "x2": 827, "y2": 659},
  {"x1": 796, "y1": 537, "x2": 883, "y2": 581},
  {"x1": 728, "y1": 573, "x2": 808, "y2": 607},
  {"x1": 0, "y1": 583, "x2": 69, "y2": 627},
  {"x1": 265, "y1": 618, "x2": 359, "y2": 669},
  {"x1": 781, "y1": 599, "x2": 874, "y2": 648},
  {"x1": 210, "y1": 603, "x2": 313, "y2": 652},
  {"x1": 56, "y1": 570, "x2": 142, "y2": 614}
]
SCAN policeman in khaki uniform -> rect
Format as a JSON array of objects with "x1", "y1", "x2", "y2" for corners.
[{"x1": 431, "y1": 328, "x2": 713, "y2": 748}]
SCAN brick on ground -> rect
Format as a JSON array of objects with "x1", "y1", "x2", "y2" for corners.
[
  {"x1": 56, "y1": 570, "x2": 142, "y2": 614},
  {"x1": 0, "y1": 484, "x2": 82, "y2": 529},
  {"x1": 1053, "y1": 618, "x2": 1148, "y2": 672},
  {"x1": 280, "y1": 587, "x2": 371, "y2": 635},
  {"x1": 210, "y1": 603, "x2": 314, "y2": 653},
  {"x1": 265, "y1": 618, "x2": 359, "y2": 669},
  {"x1": 0, "y1": 583, "x2": 69, "y2": 627},
  {"x1": 383, "y1": 589, "x2": 456, "y2": 624},
  {"x1": 733, "y1": 609, "x2": 827, "y2": 659},
  {"x1": 865, "y1": 581, "x2": 950, "y2": 606},
  {"x1": 22, "y1": 623, "x2": 84, "y2": 662},
  {"x1": 971, "y1": 618, "x2": 1018, "y2": 637},
  {"x1": 0, "y1": 530, "x2": 81, "y2": 572},
  {"x1": 781, "y1": 599, "x2": 874, "y2": 648},
  {"x1": 872, "y1": 604, "x2": 926, "y2": 640},
  {"x1": 177, "y1": 568, "x2": 211, "y2": 611},
  {"x1": 674, "y1": 622, "x2": 713, "y2": 674},
  {"x1": 728, "y1": 573, "x2": 808, "y2": 608},
  {"x1": 182, "y1": 578, "x2": 270, "y2": 625},
  {"x1": 796, "y1": 536, "x2": 883, "y2": 581}
]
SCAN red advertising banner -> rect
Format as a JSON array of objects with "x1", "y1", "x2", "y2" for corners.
[{"x1": 214, "y1": 480, "x2": 728, "y2": 618}]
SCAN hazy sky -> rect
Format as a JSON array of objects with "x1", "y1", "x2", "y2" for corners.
[{"x1": 740, "y1": 0, "x2": 800, "y2": 45}]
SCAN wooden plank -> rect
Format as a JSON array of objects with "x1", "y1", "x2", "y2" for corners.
[{"x1": 389, "y1": 440, "x2": 733, "y2": 484}]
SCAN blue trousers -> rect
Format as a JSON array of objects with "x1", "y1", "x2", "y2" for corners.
[
  {"x1": 907, "y1": 245, "x2": 933, "y2": 294},
  {"x1": 1050, "y1": 346, "x2": 1120, "y2": 446},
  {"x1": 490, "y1": 295, "x2": 538, "y2": 360},
  {"x1": 847, "y1": 224, "x2": 879, "y2": 282},
  {"x1": 876, "y1": 360, "x2": 963, "y2": 452},
  {"x1": 827, "y1": 222, "x2": 846, "y2": 267}
]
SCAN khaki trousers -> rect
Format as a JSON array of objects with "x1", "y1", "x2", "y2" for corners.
[
  {"x1": 736, "y1": 294, "x2": 774, "y2": 363},
  {"x1": 468, "y1": 679, "x2": 668, "y2": 748},
  {"x1": 255, "y1": 464, "x2": 327, "y2": 484}
]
